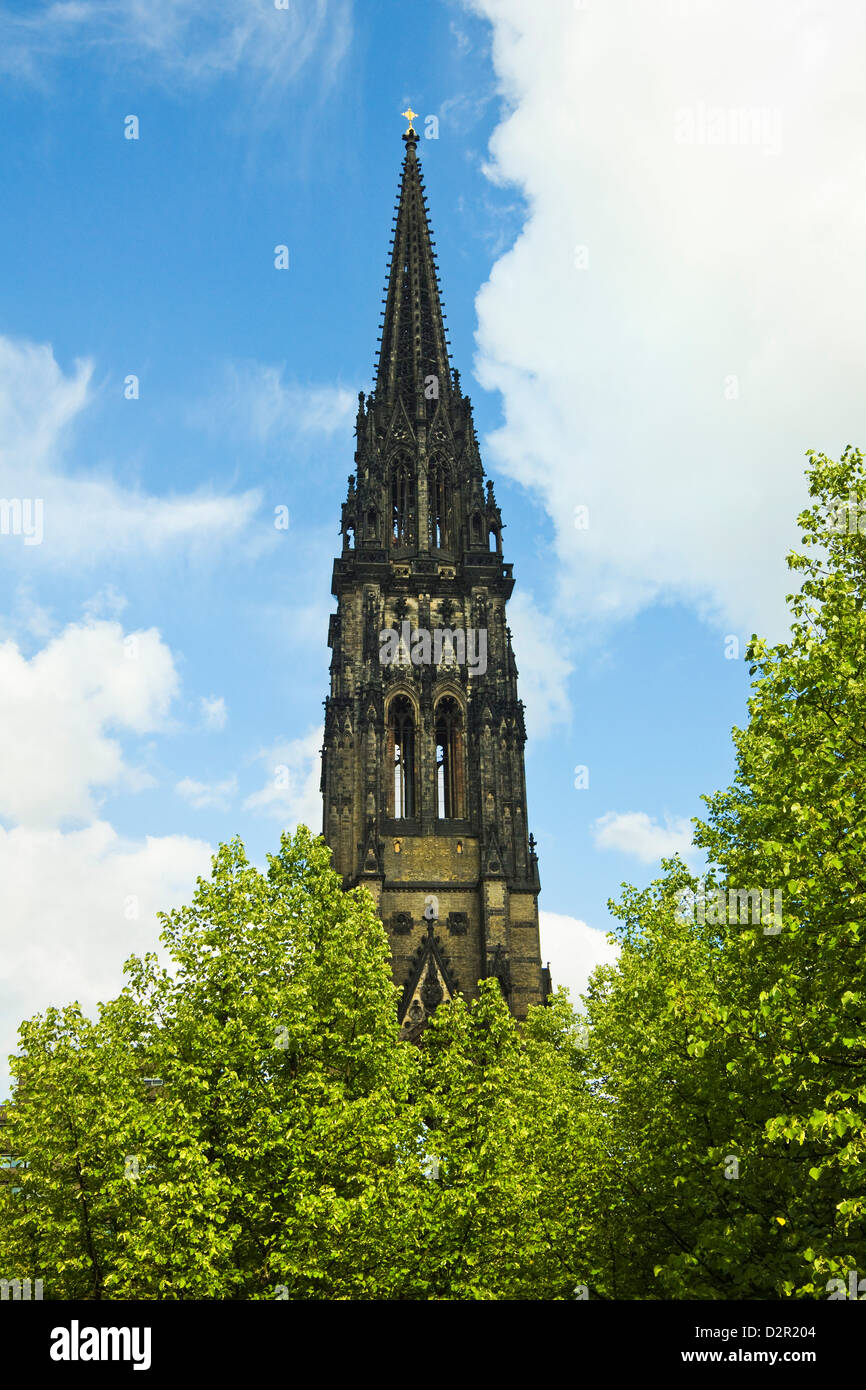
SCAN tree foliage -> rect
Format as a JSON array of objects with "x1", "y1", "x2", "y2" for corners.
[
  {"x1": 582, "y1": 447, "x2": 866, "y2": 1297},
  {"x1": 0, "y1": 831, "x2": 599, "y2": 1300},
  {"x1": 2, "y1": 449, "x2": 863, "y2": 1299}
]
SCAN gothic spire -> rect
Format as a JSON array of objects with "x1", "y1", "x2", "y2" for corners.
[
  {"x1": 322, "y1": 117, "x2": 547, "y2": 1026},
  {"x1": 374, "y1": 126, "x2": 451, "y2": 410}
]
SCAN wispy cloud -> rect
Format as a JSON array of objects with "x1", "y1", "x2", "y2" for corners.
[
  {"x1": 0, "y1": 0, "x2": 353, "y2": 95},
  {"x1": 200, "y1": 695, "x2": 227, "y2": 731},
  {"x1": 505, "y1": 591, "x2": 573, "y2": 736},
  {"x1": 243, "y1": 726, "x2": 322, "y2": 832},
  {"x1": 176, "y1": 775, "x2": 237, "y2": 811},
  {"x1": 190, "y1": 361, "x2": 357, "y2": 447},
  {"x1": 0, "y1": 333, "x2": 266, "y2": 568}
]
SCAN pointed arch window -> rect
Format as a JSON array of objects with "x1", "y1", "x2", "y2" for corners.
[
  {"x1": 429, "y1": 460, "x2": 451, "y2": 549},
  {"x1": 389, "y1": 695, "x2": 416, "y2": 819},
  {"x1": 391, "y1": 461, "x2": 416, "y2": 548},
  {"x1": 435, "y1": 696, "x2": 465, "y2": 820}
]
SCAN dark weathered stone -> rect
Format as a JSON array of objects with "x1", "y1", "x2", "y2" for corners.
[{"x1": 321, "y1": 129, "x2": 547, "y2": 1031}]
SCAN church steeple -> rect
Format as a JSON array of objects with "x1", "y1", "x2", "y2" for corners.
[
  {"x1": 345, "y1": 127, "x2": 494, "y2": 564},
  {"x1": 374, "y1": 123, "x2": 452, "y2": 412},
  {"x1": 321, "y1": 118, "x2": 546, "y2": 1034}
]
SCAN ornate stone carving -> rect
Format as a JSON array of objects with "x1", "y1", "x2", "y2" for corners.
[
  {"x1": 421, "y1": 966, "x2": 444, "y2": 1012},
  {"x1": 487, "y1": 943, "x2": 512, "y2": 998}
]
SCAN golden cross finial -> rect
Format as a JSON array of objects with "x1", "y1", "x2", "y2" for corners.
[{"x1": 402, "y1": 107, "x2": 418, "y2": 135}]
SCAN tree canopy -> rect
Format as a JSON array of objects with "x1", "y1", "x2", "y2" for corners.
[{"x1": 2, "y1": 447, "x2": 863, "y2": 1300}]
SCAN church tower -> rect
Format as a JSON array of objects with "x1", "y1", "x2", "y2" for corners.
[{"x1": 322, "y1": 116, "x2": 548, "y2": 1037}]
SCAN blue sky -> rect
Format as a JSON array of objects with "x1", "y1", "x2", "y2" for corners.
[{"x1": 2, "y1": 0, "x2": 866, "y2": 1094}]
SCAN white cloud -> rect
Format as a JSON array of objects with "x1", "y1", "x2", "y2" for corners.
[
  {"x1": 175, "y1": 775, "x2": 237, "y2": 811},
  {"x1": 0, "y1": 582, "x2": 55, "y2": 642},
  {"x1": 466, "y1": 0, "x2": 866, "y2": 641},
  {"x1": 0, "y1": 335, "x2": 91, "y2": 462},
  {"x1": 82, "y1": 585, "x2": 128, "y2": 621},
  {"x1": 505, "y1": 590, "x2": 573, "y2": 735},
  {"x1": 539, "y1": 909, "x2": 620, "y2": 1004},
  {"x1": 200, "y1": 695, "x2": 227, "y2": 731},
  {"x1": 0, "y1": 620, "x2": 177, "y2": 828},
  {"x1": 0, "y1": 820, "x2": 212, "y2": 1099},
  {"x1": 191, "y1": 363, "x2": 358, "y2": 446},
  {"x1": 243, "y1": 726, "x2": 323, "y2": 832},
  {"x1": 449, "y1": 23, "x2": 473, "y2": 57},
  {"x1": 592, "y1": 810, "x2": 693, "y2": 864},
  {"x1": 0, "y1": 0, "x2": 353, "y2": 93},
  {"x1": 0, "y1": 610, "x2": 227, "y2": 1099},
  {"x1": 0, "y1": 334, "x2": 264, "y2": 568},
  {"x1": 254, "y1": 593, "x2": 335, "y2": 653},
  {"x1": 41, "y1": 482, "x2": 264, "y2": 565}
]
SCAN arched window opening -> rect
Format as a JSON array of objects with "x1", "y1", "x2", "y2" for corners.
[
  {"x1": 389, "y1": 696, "x2": 416, "y2": 819},
  {"x1": 345, "y1": 523, "x2": 355, "y2": 550},
  {"x1": 429, "y1": 461, "x2": 451, "y2": 549},
  {"x1": 435, "y1": 697, "x2": 464, "y2": 819},
  {"x1": 471, "y1": 513, "x2": 482, "y2": 544},
  {"x1": 488, "y1": 526, "x2": 499, "y2": 554},
  {"x1": 391, "y1": 463, "x2": 416, "y2": 547},
  {"x1": 366, "y1": 508, "x2": 378, "y2": 540}
]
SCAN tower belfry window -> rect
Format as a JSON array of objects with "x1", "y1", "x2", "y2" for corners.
[
  {"x1": 391, "y1": 464, "x2": 416, "y2": 547},
  {"x1": 429, "y1": 461, "x2": 450, "y2": 549},
  {"x1": 389, "y1": 696, "x2": 416, "y2": 819},
  {"x1": 435, "y1": 696, "x2": 464, "y2": 819}
]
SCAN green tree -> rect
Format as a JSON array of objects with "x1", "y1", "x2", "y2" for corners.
[
  {"x1": 0, "y1": 827, "x2": 422, "y2": 1299},
  {"x1": 584, "y1": 447, "x2": 866, "y2": 1298},
  {"x1": 0, "y1": 1000, "x2": 167, "y2": 1300},
  {"x1": 693, "y1": 446, "x2": 866, "y2": 1295},
  {"x1": 405, "y1": 980, "x2": 611, "y2": 1300}
]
